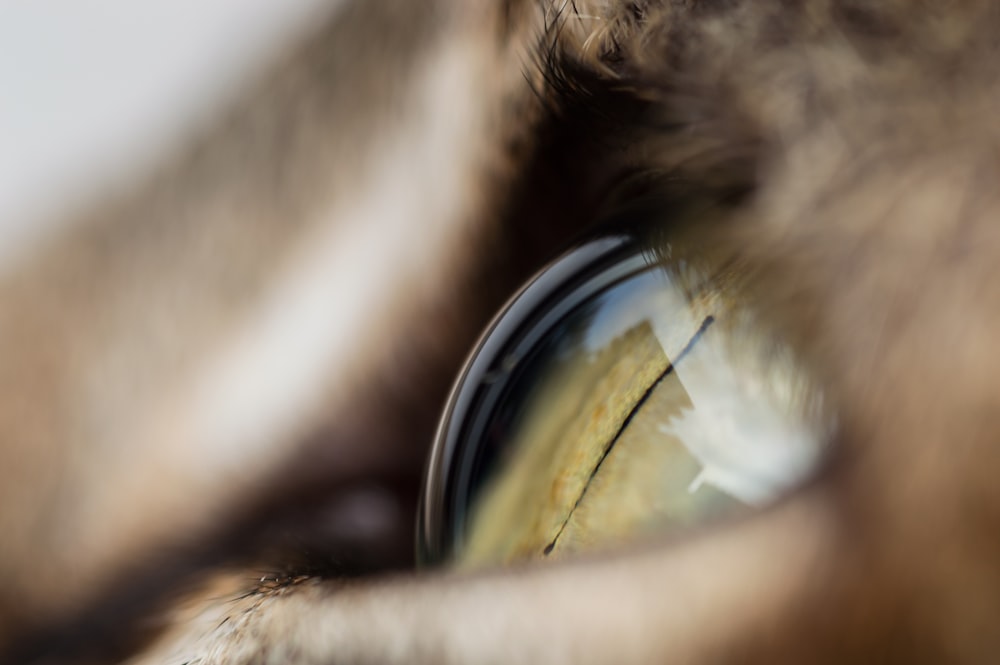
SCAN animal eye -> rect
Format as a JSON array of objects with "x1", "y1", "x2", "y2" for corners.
[{"x1": 418, "y1": 223, "x2": 830, "y2": 568}]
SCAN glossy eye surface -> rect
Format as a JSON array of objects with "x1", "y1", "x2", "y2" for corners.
[{"x1": 418, "y1": 226, "x2": 829, "y2": 568}]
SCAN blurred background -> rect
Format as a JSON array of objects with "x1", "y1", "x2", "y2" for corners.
[{"x1": 0, "y1": 1, "x2": 338, "y2": 258}]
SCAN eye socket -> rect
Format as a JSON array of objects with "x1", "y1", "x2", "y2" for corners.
[{"x1": 418, "y1": 224, "x2": 830, "y2": 568}]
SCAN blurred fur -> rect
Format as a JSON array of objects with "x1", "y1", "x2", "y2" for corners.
[{"x1": 3, "y1": 0, "x2": 1000, "y2": 663}]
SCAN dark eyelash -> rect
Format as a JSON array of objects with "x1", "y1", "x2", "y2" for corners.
[{"x1": 523, "y1": 16, "x2": 762, "y2": 253}]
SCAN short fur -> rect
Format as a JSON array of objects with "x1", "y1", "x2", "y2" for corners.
[{"x1": 3, "y1": 1, "x2": 1000, "y2": 663}]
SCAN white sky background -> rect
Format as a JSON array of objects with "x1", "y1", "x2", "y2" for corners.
[{"x1": 0, "y1": 0, "x2": 341, "y2": 254}]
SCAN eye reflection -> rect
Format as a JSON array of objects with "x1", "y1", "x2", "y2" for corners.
[{"x1": 419, "y1": 229, "x2": 829, "y2": 568}]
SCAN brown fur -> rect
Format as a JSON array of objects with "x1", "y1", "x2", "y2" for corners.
[{"x1": 4, "y1": 0, "x2": 1000, "y2": 662}]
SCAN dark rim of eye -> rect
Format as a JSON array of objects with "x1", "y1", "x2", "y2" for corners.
[{"x1": 417, "y1": 223, "x2": 665, "y2": 566}]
